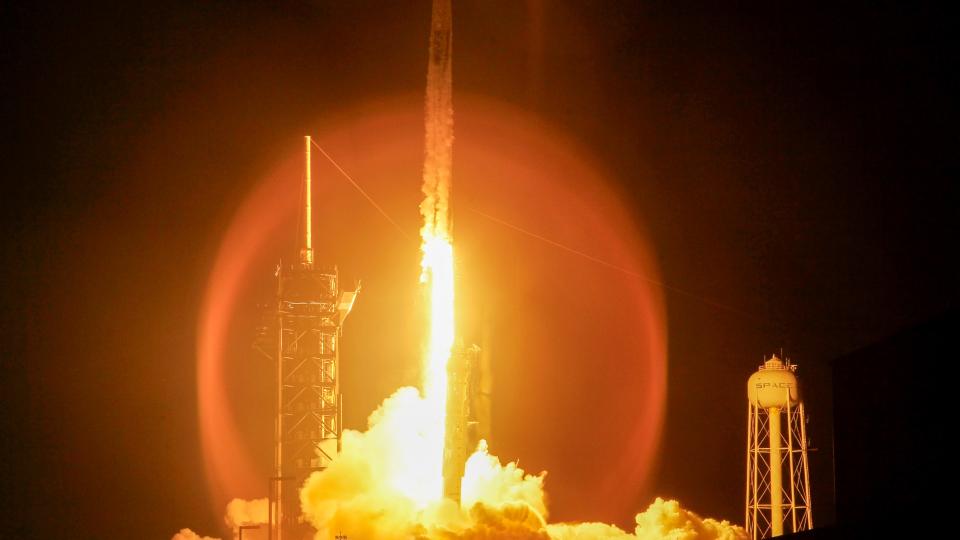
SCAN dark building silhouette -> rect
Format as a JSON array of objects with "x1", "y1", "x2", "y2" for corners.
[{"x1": 780, "y1": 309, "x2": 956, "y2": 538}]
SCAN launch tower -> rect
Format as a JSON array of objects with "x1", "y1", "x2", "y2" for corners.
[
  {"x1": 443, "y1": 343, "x2": 483, "y2": 501},
  {"x1": 745, "y1": 354, "x2": 813, "y2": 538},
  {"x1": 261, "y1": 136, "x2": 358, "y2": 540}
]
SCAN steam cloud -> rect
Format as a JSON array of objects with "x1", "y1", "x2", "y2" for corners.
[
  {"x1": 292, "y1": 388, "x2": 746, "y2": 540},
  {"x1": 224, "y1": 497, "x2": 268, "y2": 532},
  {"x1": 173, "y1": 389, "x2": 745, "y2": 540},
  {"x1": 172, "y1": 498, "x2": 267, "y2": 539},
  {"x1": 171, "y1": 529, "x2": 220, "y2": 540}
]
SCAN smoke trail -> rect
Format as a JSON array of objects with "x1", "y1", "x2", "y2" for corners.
[
  {"x1": 420, "y1": 0, "x2": 453, "y2": 244},
  {"x1": 417, "y1": 0, "x2": 457, "y2": 505}
]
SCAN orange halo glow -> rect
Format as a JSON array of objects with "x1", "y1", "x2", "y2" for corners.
[{"x1": 196, "y1": 95, "x2": 667, "y2": 524}]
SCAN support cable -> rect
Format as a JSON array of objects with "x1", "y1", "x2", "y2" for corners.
[
  {"x1": 310, "y1": 139, "x2": 412, "y2": 241},
  {"x1": 469, "y1": 208, "x2": 759, "y2": 320},
  {"x1": 310, "y1": 140, "x2": 758, "y2": 320}
]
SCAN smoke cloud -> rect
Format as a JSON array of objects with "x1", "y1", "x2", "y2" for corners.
[
  {"x1": 171, "y1": 497, "x2": 267, "y2": 539},
  {"x1": 296, "y1": 387, "x2": 745, "y2": 540},
  {"x1": 224, "y1": 497, "x2": 268, "y2": 532},
  {"x1": 171, "y1": 528, "x2": 220, "y2": 540},
  {"x1": 547, "y1": 499, "x2": 745, "y2": 540}
]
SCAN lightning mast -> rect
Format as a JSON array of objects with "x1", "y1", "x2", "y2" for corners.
[
  {"x1": 263, "y1": 136, "x2": 358, "y2": 540},
  {"x1": 745, "y1": 354, "x2": 813, "y2": 538}
]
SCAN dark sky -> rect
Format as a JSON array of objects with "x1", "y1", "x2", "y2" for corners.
[{"x1": 2, "y1": 1, "x2": 956, "y2": 538}]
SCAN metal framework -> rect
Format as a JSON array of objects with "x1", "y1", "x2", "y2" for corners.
[
  {"x1": 745, "y1": 391, "x2": 813, "y2": 538},
  {"x1": 256, "y1": 136, "x2": 357, "y2": 540},
  {"x1": 443, "y1": 344, "x2": 482, "y2": 502}
]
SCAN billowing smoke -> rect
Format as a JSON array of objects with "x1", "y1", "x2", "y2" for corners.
[
  {"x1": 173, "y1": 390, "x2": 745, "y2": 539},
  {"x1": 461, "y1": 440, "x2": 547, "y2": 518},
  {"x1": 170, "y1": 498, "x2": 268, "y2": 540},
  {"x1": 223, "y1": 497, "x2": 268, "y2": 533},
  {"x1": 171, "y1": 528, "x2": 219, "y2": 540},
  {"x1": 296, "y1": 387, "x2": 745, "y2": 539},
  {"x1": 547, "y1": 499, "x2": 746, "y2": 540}
]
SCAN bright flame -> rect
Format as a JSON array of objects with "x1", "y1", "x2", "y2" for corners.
[
  {"x1": 416, "y1": 233, "x2": 455, "y2": 505},
  {"x1": 421, "y1": 235, "x2": 455, "y2": 400}
]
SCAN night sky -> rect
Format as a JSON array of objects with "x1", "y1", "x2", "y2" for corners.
[{"x1": 2, "y1": 2, "x2": 956, "y2": 538}]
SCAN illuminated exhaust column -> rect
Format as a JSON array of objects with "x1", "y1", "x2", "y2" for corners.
[{"x1": 745, "y1": 355, "x2": 813, "y2": 539}]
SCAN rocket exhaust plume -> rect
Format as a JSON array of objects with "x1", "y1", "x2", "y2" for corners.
[{"x1": 419, "y1": 0, "x2": 457, "y2": 505}]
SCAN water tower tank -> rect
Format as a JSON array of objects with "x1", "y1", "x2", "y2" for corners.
[
  {"x1": 747, "y1": 355, "x2": 800, "y2": 409},
  {"x1": 745, "y1": 353, "x2": 813, "y2": 538}
]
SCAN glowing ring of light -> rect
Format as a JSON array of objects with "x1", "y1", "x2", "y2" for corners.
[{"x1": 197, "y1": 95, "x2": 667, "y2": 524}]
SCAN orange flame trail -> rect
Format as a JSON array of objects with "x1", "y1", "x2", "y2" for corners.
[{"x1": 415, "y1": 0, "x2": 455, "y2": 506}]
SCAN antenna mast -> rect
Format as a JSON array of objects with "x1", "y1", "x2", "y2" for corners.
[{"x1": 301, "y1": 135, "x2": 314, "y2": 267}]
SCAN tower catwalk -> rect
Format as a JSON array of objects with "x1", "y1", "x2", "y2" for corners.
[
  {"x1": 263, "y1": 136, "x2": 358, "y2": 540},
  {"x1": 745, "y1": 354, "x2": 813, "y2": 539}
]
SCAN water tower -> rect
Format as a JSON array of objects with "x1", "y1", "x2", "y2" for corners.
[{"x1": 745, "y1": 354, "x2": 813, "y2": 538}]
